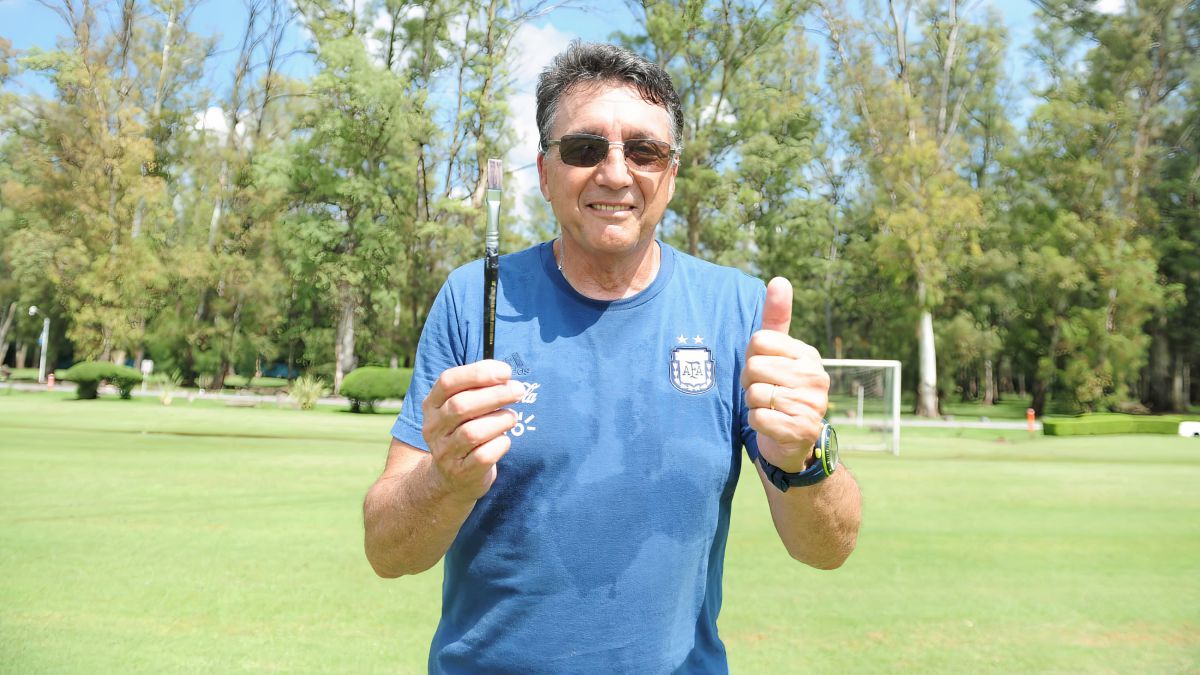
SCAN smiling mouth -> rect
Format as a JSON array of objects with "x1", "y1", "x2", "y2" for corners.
[{"x1": 589, "y1": 203, "x2": 634, "y2": 212}]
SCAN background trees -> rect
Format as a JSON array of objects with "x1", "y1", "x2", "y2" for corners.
[{"x1": 1, "y1": 0, "x2": 1196, "y2": 413}]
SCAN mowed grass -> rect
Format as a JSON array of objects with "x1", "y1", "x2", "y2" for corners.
[{"x1": 1, "y1": 391, "x2": 1197, "y2": 674}]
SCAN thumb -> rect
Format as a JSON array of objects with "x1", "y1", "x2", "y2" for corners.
[{"x1": 760, "y1": 277, "x2": 793, "y2": 334}]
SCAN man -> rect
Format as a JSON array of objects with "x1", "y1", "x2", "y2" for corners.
[{"x1": 364, "y1": 41, "x2": 861, "y2": 673}]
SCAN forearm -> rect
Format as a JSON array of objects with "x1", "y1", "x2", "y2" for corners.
[
  {"x1": 758, "y1": 463, "x2": 861, "y2": 569},
  {"x1": 363, "y1": 452, "x2": 476, "y2": 578}
]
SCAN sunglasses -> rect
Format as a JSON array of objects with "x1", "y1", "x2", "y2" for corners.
[{"x1": 543, "y1": 134, "x2": 679, "y2": 172}]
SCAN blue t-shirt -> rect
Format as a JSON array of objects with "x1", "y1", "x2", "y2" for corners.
[{"x1": 392, "y1": 240, "x2": 766, "y2": 674}]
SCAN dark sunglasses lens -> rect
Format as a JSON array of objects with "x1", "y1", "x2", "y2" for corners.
[
  {"x1": 559, "y1": 136, "x2": 607, "y2": 167},
  {"x1": 624, "y1": 140, "x2": 671, "y2": 169}
]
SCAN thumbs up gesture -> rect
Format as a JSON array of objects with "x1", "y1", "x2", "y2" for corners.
[{"x1": 741, "y1": 277, "x2": 830, "y2": 473}]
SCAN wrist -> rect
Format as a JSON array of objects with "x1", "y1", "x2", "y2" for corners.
[{"x1": 758, "y1": 421, "x2": 839, "y2": 492}]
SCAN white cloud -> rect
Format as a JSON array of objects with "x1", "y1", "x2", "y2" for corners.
[
  {"x1": 508, "y1": 21, "x2": 574, "y2": 224},
  {"x1": 193, "y1": 106, "x2": 245, "y2": 142},
  {"x1": 1095, "y1": 0, "x2": 1125, "y2": 14}
]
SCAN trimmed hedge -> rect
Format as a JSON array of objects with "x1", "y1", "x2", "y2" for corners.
[
  {"x1": 1043, "y1": 413, "x2": 1198, "y2": 436},
  {"x1": 340, "y1": 366, "x2": 412, "y2": 413},
  {"x1": 59, "y1": 361, "x2": 144, "y2": 399}
]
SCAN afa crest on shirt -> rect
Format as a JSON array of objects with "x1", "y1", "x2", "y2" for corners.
[{"x1": 670, "y1": 346, "x2": 715, "y2": 394}]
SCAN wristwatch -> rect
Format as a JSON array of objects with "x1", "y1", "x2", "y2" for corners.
[{"x1": 758, "y1": 420, "x2": 839, "y2": 492}]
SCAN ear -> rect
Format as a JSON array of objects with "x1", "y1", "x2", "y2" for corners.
[
  {"x1": 664, "y1": 155, "x2": 679, "y2": 203},
  {"x1": 537, "y1": 151, "x2": 551, "y2": 201}
]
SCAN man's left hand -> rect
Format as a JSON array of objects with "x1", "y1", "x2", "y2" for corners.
[{"x1": 741, "y1": 277, "x2": 830, "y2": 473}]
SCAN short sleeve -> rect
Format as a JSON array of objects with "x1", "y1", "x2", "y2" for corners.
[
  {"x1": 739, "y1": 282, "x2": 766, "y2": 462},
  {"x1": 391, "y1": 280, "x2": 467, "y2": 450}
]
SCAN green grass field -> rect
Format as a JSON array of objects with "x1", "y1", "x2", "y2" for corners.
[{"x1": 1, "y1": 391, "x2": 1197, "y2": 673}]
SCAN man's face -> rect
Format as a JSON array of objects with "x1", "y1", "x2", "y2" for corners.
[{"x1": 537, "y1": 83, "x2": 678, "y2": 262}]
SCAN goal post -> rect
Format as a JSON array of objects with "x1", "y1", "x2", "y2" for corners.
[{"x1": 821, "y1": 359, "x2": 901, "y2": 456}]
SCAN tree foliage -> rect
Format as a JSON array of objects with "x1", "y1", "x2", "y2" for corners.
[{"x1": 1, "y1": 0, "x2": 1196, "y2": 414}]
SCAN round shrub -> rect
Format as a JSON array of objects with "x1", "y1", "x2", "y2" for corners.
[
  {"x1": 110, "y1": 365, "x2": 144, "y2": 399},
  {"x1": 59, "y1": 361, "x2": 143, "y2": 400},
  {"x1": 340, "y1": 366, "x2": 412, "y2": 413}
]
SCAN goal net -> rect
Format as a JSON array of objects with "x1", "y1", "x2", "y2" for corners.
[{"x1": 821, "y1": 359, "x2": 901, "y2": 456}]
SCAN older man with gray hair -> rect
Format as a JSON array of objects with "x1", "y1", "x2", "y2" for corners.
[{"x1": 364, "y1": 41, "x2": 861, "y2": 674}]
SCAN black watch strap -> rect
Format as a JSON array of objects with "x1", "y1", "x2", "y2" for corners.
[
  {"x1": 758, "y1": 453, "x2": 828, "y2": 492},
  {"x1": 758, "y1": 420, "x2": 837, "y2": 492}
]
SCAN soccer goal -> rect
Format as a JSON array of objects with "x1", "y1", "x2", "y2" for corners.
[{"x1": 821, "y1": 359, "x2": 901, "y2": 456}]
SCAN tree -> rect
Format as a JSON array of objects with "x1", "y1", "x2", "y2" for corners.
[
  {"x1": 4, "y1": 0, "x2": 211, "y2": 361},
  {"x1": 1009, "y1": 0, "x2": 1192, "y2": 413},
  {"x1": 283, "y1": 2, "x2": 420, "y2": 392},
  {"x1": 817, "y1": 0, "x2": 994, "y2": 416},
  {"x1": 151, "y1": 0, "x2": 294, "y2": 388}
]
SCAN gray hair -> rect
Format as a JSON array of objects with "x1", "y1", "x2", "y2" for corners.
[{"x1": 535, "y1": 41, "x2": 684, "y2": 151}]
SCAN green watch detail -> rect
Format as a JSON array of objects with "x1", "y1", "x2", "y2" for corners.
[{"x1": 758, "y1": 419, "x2": 839, "y2": 492}]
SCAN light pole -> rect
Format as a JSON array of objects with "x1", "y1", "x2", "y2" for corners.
[{"x1": 28, "y1": 306, "x2": 49, "y2": 384}]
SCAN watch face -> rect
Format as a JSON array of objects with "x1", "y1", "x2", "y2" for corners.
[{"x1": 820, "y1": 422, "x2": 839, "y2": 475}]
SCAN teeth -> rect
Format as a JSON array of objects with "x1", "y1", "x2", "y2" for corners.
[{"x1": 591, "y1": 204, "x2": 629, "y2": 212}]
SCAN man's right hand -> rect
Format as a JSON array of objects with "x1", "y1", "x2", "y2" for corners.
[{"x1": 422, "y1": 360, "x2": 524, "y2": 502}]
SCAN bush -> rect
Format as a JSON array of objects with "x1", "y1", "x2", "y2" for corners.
[
  {"x1": 59, "y1": 361, "x2": 144, "y2": 400},
  {"x1": 288, "y1": 375, "x2": 329, "y2": 411},
  {"x1": 339, "y1": 366, "x2": 412, "y2": 413},
  {"x1": 1043, "y1": 413, "x2": 1198, "y2": 436}
]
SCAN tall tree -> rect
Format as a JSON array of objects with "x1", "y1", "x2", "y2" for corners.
[
  {"x1": 4, "y1": 0, "x2": 210, "y2": 361},
  {"x1": 1007, "y1": 0, "x2": 1191, "y2": 414},
  {"x1": 284, "y1": 1, "x2": 420, "y2": 392},
  {"x1": 155, "y1": 0, "x2": 295, "y2": 388},
  {"x1": 817, "y1": 0, "x2": 992, "y2": 416},
  {"x1": 374, "y1": 0, "x2": 541, "y2": 369}
]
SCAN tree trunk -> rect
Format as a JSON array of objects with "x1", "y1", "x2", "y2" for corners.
[
  {"x1": 391, "y1": 300, "x2": 401, "y2": 369},
  {"x1": 333, "y1": 281, "x2": 358, "y2": 394},
  {"x1": 982, "y1": 358, "x2": 995, "y2": 406},
  {"x1": 0, "y1": 302, "x2": 16, "y2": 364},
  {"x1": 1031, "y1": 378, "x2": 1047, "y2": 417},
  {"x1": 206, "y1": 161, "x2": 228, "y2": 251},
  {"x1": 915, "y1": 280, "x2": 939, "y2": 417},
  {"x1": 916, "y1": 309, "x2": 938, "y2": 417},
  {"x1": 16, "y1": 343, "x2": 28, "y2": 369},
  {"x1": 1171, "y1": 353, "x2": 1186, "y2": 411},
  {"x1": 211, "y1": 359, "x2": 229, "y2": 390},
  {"x1": 1146, "y1": 325, "x2": 1175, "y2": 411}
]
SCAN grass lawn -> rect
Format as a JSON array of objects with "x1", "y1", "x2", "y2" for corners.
[{"x1": 1, "y1": 390, "x2": 1197, "y2": 673}]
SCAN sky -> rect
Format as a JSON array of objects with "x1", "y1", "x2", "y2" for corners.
[{"x1": 0, "y1": 0, "x2": 1125, "y2": 216}]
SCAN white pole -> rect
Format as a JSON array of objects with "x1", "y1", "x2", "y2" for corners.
[
  {"x1": 37, "y1": 317, "x2": 49, "y2": 384},
  {"x1": 892, "y1": 362, "x2": 902, "y2": 456},
  {"x1": 856, "y1": 384, "x2": 865, "y2": 428}
]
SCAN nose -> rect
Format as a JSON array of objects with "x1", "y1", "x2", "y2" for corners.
[{"x1": 592, "y1": 143, "x2": 633, "y2": 190}]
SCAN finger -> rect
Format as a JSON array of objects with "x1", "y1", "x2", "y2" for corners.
[
  {"x1": 747, "y1": 407, "x2": 824, "y2": 448},
  {"x1": 760, "y1": 277, "x2": 793, "y2": 334},
  {"x1": 745, "y1": 381, "x2": 829, "y2": 416},
  {"x1": 439, "y1": 379, "x2": 525, "y2": 424},
  {"x1": 745, "y1": 330, "x2": 815, "y2": 360},
  {"x1": 426, "y1": 360, "x2": 512, "y2": 409},
  {"x1": 445, "y1": 409, "x2": 519, "y2": 460},
  {"x1": 741, "y1": 354, "x2": 829, "y2": 390},
  {"x1": 460, "y1": 432, "x2": 513, "y2": 470}
]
